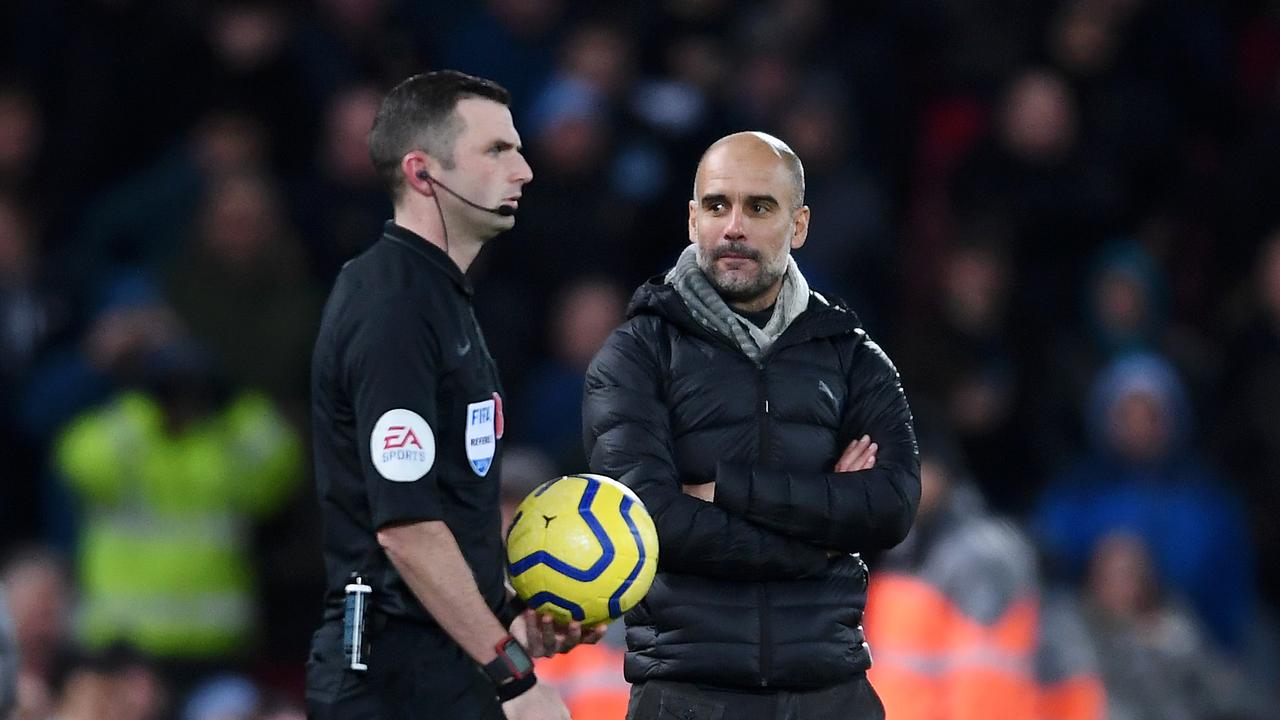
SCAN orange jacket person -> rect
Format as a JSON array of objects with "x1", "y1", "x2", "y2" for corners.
[{"x1": 865, "y1": 424, "x2": 1104, "y2": 719}]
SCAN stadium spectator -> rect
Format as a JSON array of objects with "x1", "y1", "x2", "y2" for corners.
[
  {"x1": 895, "y1": 232, "x2": 1027, "y2": 510},
  {"x1": 516, "y1": 277, "x2": 626, "y2": 470},
  {"x1": 776, "y1": 85, "x2": 890, "y2": 325},
  {"x1": 1032, "y1": 240, "x2": 1219, "y2": 473},
  {"x1": 165, "y1": 170, "x2": 321, "y2": 410},
  {"x1": 44, "y1": 646, "x2": 121, "y2": 720},
  {"x1": 53, "y1": 339, "x2": 302, "y2": 673},
  {"x1": 1035, "y1": 352, "x2": 1256, "y2": 653},
  {"x1": 288, "y1": 85, "x2": 389, "y2": 282},
  {"x1": 865, "y1": 417, "x2": 1104, "y2": 719},
  {"x1": 1, "y1": 546, "x2": 73, "y2": 720},
  {"x1": 1082, "y1": 532, "x2": 1263, "y2": 720},
  {"x1": 951, "y1": 67, "x2": 1124, "y2": 325},
  {"x1": 71, "y1": 111, "x2": 268, "y2": 291},
  {"x1": 44, "y1": 643, "x2": 166, "y2": 720}
]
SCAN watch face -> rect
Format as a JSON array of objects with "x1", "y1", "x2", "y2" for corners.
[{"x1": 504, "y1": 639, "x2": 534, "y2": 675}]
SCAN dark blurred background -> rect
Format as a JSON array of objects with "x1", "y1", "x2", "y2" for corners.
[{"x1": 2, "y1": 1, "x2": 1280, "y2": 718}]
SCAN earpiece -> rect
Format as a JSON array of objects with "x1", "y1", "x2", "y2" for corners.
[{"x1": 417, "y1": 168, "x2": 517, "y2": 218}]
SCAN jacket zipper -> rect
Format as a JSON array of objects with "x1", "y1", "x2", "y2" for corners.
[
  {"x1": 757, "y1": 366, "x2": 772, "y2": 687},
  {"x1": 658, "y1": 293, "x2": 860, "y2": 686}
]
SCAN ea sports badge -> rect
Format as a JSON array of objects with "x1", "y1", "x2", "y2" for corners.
[
  {"x1": 370, "y1": 408, "x2": 435, "y2": 482},
  {"x1": 465, "y1": 398, "x2": 498, "y2": 476}
]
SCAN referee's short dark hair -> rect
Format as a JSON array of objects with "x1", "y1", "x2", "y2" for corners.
[{"x1": 369, "y1": 70, "x2": 512, "y2": 203}]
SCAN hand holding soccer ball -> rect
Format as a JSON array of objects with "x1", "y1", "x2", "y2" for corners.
[
  {"x1": 510, "y1": 608, "x2": 608, "y2": 657},
  {"x1": 505, "y1": 474, "x2": 659, "y2": 626}
]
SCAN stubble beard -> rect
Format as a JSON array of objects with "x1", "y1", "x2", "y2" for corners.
[{"x1": 697, "y1": 241, "x2": 790, "y2": 304}]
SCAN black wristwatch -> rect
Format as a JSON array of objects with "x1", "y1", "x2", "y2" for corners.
[{"x1": 483, "y1": 635, "x2": 537, "y2": 701}]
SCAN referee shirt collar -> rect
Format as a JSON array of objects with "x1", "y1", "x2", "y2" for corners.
[{"x1": 381, "y1": 221, "x2": 474, "y2": 296}]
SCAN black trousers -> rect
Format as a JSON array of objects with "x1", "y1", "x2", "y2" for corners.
[
  {"x1": 625, "y1": 675, "x2": 885, "y2": 720},
  {"x1": 305, "y1": 617, "x2": 504, "y2": 720}
]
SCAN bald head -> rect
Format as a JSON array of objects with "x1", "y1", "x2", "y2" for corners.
[
  {"x1": 694, "y1": 132, "x2": 805, "y2": 211},
  {"x1": 687, "y1": 131, "x2": 811, "y2": 310}
]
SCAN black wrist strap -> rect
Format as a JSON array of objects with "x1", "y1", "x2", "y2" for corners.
[{"x1": 495, "y1": 672, "x2": 537, "y2": 702}]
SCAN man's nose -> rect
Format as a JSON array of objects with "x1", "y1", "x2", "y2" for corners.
[
  {"x1": 722, "y1": 207, "x2": 745, "y2": 238},
  {"x1": 512, "y1": 152, "x2": 533, "y2": 184}
]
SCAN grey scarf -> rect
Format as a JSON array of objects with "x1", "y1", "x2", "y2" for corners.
[{"x1": 665, "y1": 244, "x2": 810, "y2": 363}]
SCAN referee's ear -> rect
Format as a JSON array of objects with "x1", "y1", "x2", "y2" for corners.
[{"x1": 402, "y1": 151, "x2": 439, "y2": 198}]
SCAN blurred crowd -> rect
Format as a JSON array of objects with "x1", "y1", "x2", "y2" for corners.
[{"x1": 3, "y1": 0, "x2": 1280, "y2": 718}]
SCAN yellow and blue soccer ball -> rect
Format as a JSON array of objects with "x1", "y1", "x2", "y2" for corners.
[{"x1": 506, "y1": 473, "x2": 659, "y2": 626}]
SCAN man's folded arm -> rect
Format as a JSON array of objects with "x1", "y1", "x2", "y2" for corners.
[
  {"x1": 583, "y1": 324, "x2": 830, "y2": 579},
  {"x1": 713, "y1": 336, "x2": 921, "y2": 553}
]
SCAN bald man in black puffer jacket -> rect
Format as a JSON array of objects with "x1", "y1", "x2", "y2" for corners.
[{"x1": 584, "y1": 132, "x2": 920, "y2": 720}]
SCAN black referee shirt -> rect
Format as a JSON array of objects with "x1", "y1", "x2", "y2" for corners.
[{"x1": 311, "y1": 221, "x2": 507, "y2": 626}]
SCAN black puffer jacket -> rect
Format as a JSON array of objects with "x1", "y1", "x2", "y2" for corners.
[{"x1": 583, "y1": 278, "x2": 920, "y2": 690}]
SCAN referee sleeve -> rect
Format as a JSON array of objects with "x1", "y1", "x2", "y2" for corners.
[{"x1": 348, "y1": 295, "x2": 445, "y2": 529}]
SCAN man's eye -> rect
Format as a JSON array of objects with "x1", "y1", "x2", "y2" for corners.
[
  {"x1": 752, "y1": 203, "x2": 768, "y2": 213},
  {"x1": 709, "y1": 202, "x2": 727, "y2": 212}
]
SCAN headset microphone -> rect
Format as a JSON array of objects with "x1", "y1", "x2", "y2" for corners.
[{"x1": 416, "y1": 170, "x2": 517, "y2": 217}]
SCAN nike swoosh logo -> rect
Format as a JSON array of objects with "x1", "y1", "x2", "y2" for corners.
[{"x1": 457, "y1": 337, "x2": 472, "y2": 356}]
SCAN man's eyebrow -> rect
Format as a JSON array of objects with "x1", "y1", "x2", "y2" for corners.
[
  {"x1": 746, "y1": 194, "x2": 779, "y2": 207},
  {"x1": 700, "y1": 193, "x2": 729, "y2": 205}
]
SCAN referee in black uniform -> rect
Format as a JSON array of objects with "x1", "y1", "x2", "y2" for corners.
[{"x1": 305, "y1": 71, "x2": 598, "y2": 720}]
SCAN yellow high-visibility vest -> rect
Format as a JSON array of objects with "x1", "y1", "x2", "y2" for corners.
[{"x1": 55, "y1": 391, "x2": 301, "y2": 659}]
